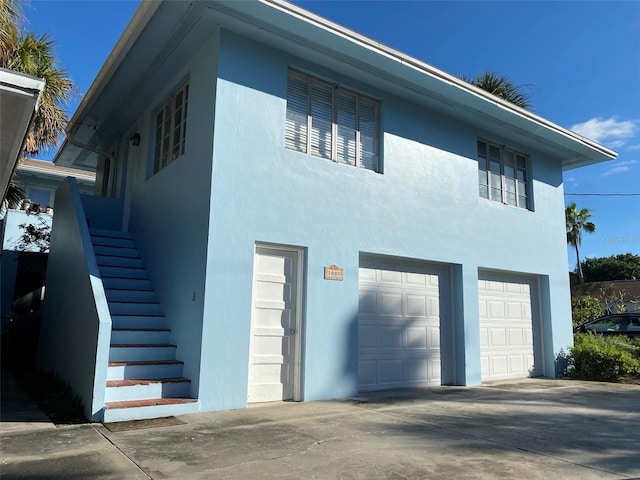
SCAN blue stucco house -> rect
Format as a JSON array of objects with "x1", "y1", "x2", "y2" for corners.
[{"x1": 41, "y1": 0, "x2": 616, "y2": 422}]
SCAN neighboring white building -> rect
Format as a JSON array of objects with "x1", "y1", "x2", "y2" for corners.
[{"x1": 0, "y1": 160, "x2": 95, "y2": 327}]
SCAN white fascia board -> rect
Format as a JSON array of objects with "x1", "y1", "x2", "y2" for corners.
[
  {"x1": 0, "y1": 68, "x2": 45, "y2": 201},
  {"x1": 0, "y1": 68, "x2": 46, "y2": 98},
  {"x1": 17, "y1": 163, "x2": 96, "y2": 183}
]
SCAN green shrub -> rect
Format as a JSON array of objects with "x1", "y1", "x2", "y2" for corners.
[
  {"x1": 570, "y1": 333, "x2": 640, "y2": 382},
  {"x1": 571, "y1": 295, "x2": 603, "y2": 328}
]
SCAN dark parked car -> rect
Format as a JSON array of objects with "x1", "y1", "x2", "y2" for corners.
[{"x1": 575, "y1": 313, "x2": 640, "y2": 338}]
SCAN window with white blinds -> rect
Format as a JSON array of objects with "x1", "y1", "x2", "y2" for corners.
[
  {"x1": 477, "y1": 139, "x2": 530, "y2": 209},
  {"x1": 153, "y1": 83, "x2": 189, "y2": 174},
  {"x1": 286, "y1": 70, "x2": 380, "y2": 172}
]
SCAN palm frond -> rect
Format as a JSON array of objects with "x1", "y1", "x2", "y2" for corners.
[
  {"x1": 461, "y1": 71, "x2": 533, "y2": 109},
  {"x1": 4, "y1": 179, "x2": 26, "y2": 208}
]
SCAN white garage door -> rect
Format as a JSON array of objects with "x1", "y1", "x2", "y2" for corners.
[
  {"x1": 358, "y1": 257, "x2": 450, "y2": 391},
  {"x1": 478, "y1": 272, "x2": 538, "y2": 381}
]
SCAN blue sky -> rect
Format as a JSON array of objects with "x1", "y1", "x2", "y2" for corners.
[{"x1": 25, "y1": 0, "x2": 640, "y2": 268}]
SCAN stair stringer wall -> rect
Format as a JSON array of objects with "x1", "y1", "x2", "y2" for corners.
[{"x1": 37, "y1": 178, "x2": 112, "y2": 422}]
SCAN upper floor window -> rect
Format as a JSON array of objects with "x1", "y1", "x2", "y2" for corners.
[
  {"x1": 286, "y1": 69, "x2": 380, "y2": 172},
  {"x1": 153, "y1": 83, "x2": 189, "y2": 174},
  {"x1": 478, "y1": 139, "x2": 529, "y2": 209}
]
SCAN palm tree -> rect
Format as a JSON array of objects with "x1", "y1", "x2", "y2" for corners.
[
  {"x1": 461, "y1": 71, "x2": 532, "y2": 109},
  {"x1": 1, "y1": 23, "x2": 74, "y2": 155},
  {"x1": 565, "y1": 202, "x2": 596, "y2": 283},
  {"x1": 1, "y1": 0, "x2": 74, "y2": 205}
]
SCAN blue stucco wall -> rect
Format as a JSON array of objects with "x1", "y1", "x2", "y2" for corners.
[
  {"x1": 98, "y1": 27, "x2": 574, "y2": 413},
  {"x1": 195, "y1": 30, "x2": 572, "y2": 409},
  {"x1": 124, "y1": 32, "x2": 220, "y2": 398}
]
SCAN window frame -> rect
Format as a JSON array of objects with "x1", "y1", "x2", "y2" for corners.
[
  {"x1": 152, "y1": 82, "x2": 189, "y2": 175},
  {"x1": 477, "y1": 139, "x2": 530, "y2": 210},
  {"x1": 286, "y1": 69, "x2": 380, "y2": 173}
]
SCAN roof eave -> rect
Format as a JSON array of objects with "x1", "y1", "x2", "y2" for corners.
[{"x1": 56, "y1": 0, "x2": 617, "y2": 169}]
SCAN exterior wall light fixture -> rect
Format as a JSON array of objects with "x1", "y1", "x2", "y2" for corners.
[{"x1": 130, "y1": 133, "x2": 141, "y2": 147}]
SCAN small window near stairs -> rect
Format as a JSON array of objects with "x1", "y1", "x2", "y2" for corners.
[{"x1": 153, "y1": 82, "x2": 189, "y2": 174}]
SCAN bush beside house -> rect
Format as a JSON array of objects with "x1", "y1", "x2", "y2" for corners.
[{"x1": 569, "y1": 333, "x2": 640, "y2": 383}]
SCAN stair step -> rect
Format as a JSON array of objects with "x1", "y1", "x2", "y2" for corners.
[
  {"x1": 105, "y1": 377, "x2": 191, "y2": 402},
  {"x1": 97, "y1": 255, "x2": 144, "y2": 268},
  {"x1": 94, "y1": 245, "x2": 139, "y2": 258},
  {"x1": 103, "y1": 399, "x2": 199, "y2": 423},
  {"x1": 109, "y1": 302, "x2": 163, "y2": 316},
  {"x1": 89, "y1": 228, "x2": 133, "y2": 239},
  {"x1": 109, "y1": 343, "x2": 176, "y2": 362},
  {"x1": 111, "y1": 328, "x2": 171, "y2": 344},
  {"x1": 105, "y1": 397, "x2": 197, "y2": 409},
  {"x1": 111, "y1": 315, "x2": 167, "y2": 329},
  {"x1": 106, "y1": 289, "x2": 156, "y2": 303},
  {"x1": 103, "y1": 278, "x2": 152, "y2": 291},
  {"x1": 107, "y1": 359, "x2": 184, "y2": 380},
  {"x1": 99, "y1": 266, "x2": 147, "y2": 279},
  {"x1": 91, "y1": 236, "x2": 136, "y2": 248},
  {"x1": 106, "y1": 377, "x2": 189, "y2": 387}
]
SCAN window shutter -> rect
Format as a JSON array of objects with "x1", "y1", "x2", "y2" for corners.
[
  {"x1": 286, "y1": 69, "x2": 380, "y2": 173},
  {"x1": 358, "y1": 98, "x2": 378, "y2": 171},
  {"x1": 286, "y1": 71, "x2": 309, "y2": 153},
  {"x1": 336, "y1": 89, "x2": 357, "y2": 166},
  {"x1": 309, "y1": 80, "x2": 333, "y2": 159}
]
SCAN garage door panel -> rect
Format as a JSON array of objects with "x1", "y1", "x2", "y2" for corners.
[
  {"x1": 359, "y1": 258, "x2": 448, "y2": 391},
  {"x1": 479, "y1": 272, "x2": 538, "y2": 381},
  {"x1": 378, "y1": 326, "x2": 403, "y2": 348},
  {"x1": 507, "y1": 302, "x2": 524, "y2": 320},
  {"x1": 380, "y1": 359, "x2": 403, "y2": 383},
  {"x1": 508, "y1": 328, "x2": 524, "y2": 346},
  {"x1": 490, "y1": 355, "x2": 509, "y2": 376},
  {"x1": 358, "y1": 325, "x2": 377, "y2": 349},
  {"x1": 406, "y1": 326, "x2": 428, "y2": 349},
  {"x1": 379, "y1": 266, "x2": 402, "y2": 284},
  {"x1": 359, "y1": 291, "x2": 377, "y2": 313},
  {"x1": 406, "y1": 295, "x2": 427, "y2": 317},
  {"x1": 381, "y1": 293, "x2": 403, "y2": 315},
  {"x1": 488, "y1": 300, "x2": 506, "y2": 319},
  {"x1": 406, "y1": 272, "x2": 427, "y2": 286},
  {"x1": 405, "y1": 358, "x2": 428, "y2": 382},
  {"x1": 358, "y1": 360, "x2": 377, "y2": 386}
]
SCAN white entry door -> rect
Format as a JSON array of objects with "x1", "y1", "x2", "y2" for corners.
[
  {"x1": 248, "y1": 246, "x2": 301, "y2": 403},
  {"x1": 478, "y1": 272, "x2": 538, "y2": 381}
]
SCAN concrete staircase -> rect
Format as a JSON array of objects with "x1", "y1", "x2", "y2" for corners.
[{"x1": 90, "y1": 228, "x2": 198, "y2": 422}]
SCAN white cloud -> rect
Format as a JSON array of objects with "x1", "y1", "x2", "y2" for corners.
[
  {"x1": 571, "y1": 117, "x2": 638, "y2": 148},
  {"x1": 627, "y1": 143, "x2": 640, "y2": 151},
  {"x1": 601, "y1": 159, "x2": 638, "y2": 177},
  {"x1": 563, "y1": 176, "x2": 578, "y2": 187}
]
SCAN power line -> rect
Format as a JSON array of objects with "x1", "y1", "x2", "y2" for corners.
[{"x1": 564, "y1": 193, "x2": 640, "y2": 196}]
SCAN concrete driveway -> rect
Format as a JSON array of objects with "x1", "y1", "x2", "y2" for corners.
[{"x1": 1, "y1": 378, "x2": 639, "y2": 479}]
